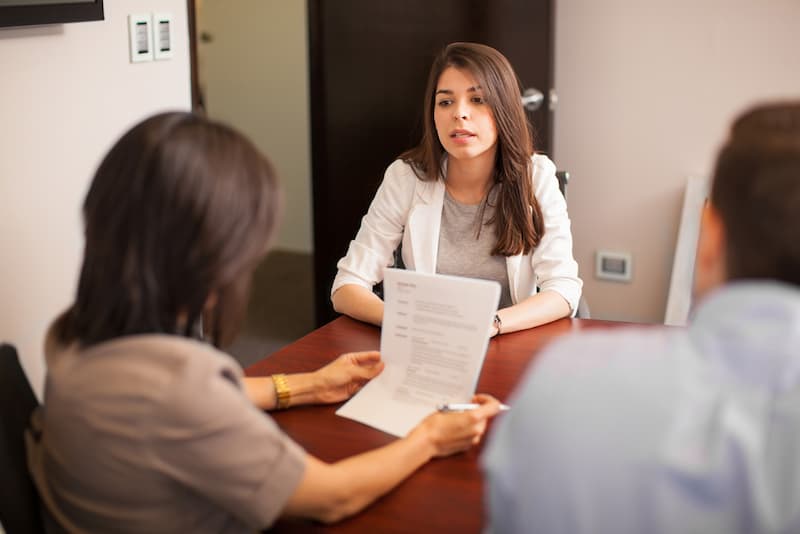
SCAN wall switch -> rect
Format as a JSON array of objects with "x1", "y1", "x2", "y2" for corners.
[
  {"x1": 595, "y1": 250, "x2": 633, "y2": 282},
  {"x1": 128, "y1": 14, "x2": 153, "y2": 63},
  {"x1": 153, "y1": 13, "x2": 174, "y2": 60}
]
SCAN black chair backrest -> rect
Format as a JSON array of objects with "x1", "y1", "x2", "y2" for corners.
[
  {"x1": 554, "y1": 170, "x2": 590, "y2": 318},
  {"x1": 0, "y1": 343, "x2": 45, "y2": 534},
  {"x1": 555, "y1": 170, "x2": 570, "y2": 199}
]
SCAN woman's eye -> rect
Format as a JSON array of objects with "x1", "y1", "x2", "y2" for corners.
[
  {"x1": 472, "y1": 96, "x2": 485, "y2": 104},
  {"x1": 437, "y1": 100, "x2": 452, "y2": 107}
]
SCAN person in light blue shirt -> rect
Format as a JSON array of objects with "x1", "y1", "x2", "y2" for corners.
[{"x1": 482, "y1": 101, "x2": 800, "y2": 534}]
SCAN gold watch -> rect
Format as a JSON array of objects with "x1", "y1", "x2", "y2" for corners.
[{"x1": 271, "y1": 374, "x2": 291, "y2": 409}]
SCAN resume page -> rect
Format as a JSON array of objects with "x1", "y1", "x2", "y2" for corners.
[{"x1": 336, "y1": 268, "x2": 500, "y2": 437}]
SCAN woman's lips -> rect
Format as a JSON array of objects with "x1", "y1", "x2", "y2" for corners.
[{"x1": 450, "y1": 129, "x2": 476, "y2": 143}]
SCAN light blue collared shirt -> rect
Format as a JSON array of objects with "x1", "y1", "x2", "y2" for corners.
[{"x1": 482, "y1": 282, "x2": 800, "y2": 534}]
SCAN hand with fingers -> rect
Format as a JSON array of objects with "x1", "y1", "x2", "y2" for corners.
[
  {"x1": 410, "y1": 394, "x2": 503, "y2": 457},
  {"x1": 312, "y1": 351, "x2": 385, "y2": 404}
]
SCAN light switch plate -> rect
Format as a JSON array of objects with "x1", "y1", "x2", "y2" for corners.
[
  {"x1": 595, "y1": 250, "x2": 633, "y2": 282},
  {"x1": 128, "y1": 14, "x2": 153, "y2": 63},
  {"x1": 153, "y1": 13, "x2": 173, "y2": 60}
]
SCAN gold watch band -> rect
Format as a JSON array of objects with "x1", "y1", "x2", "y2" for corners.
[{"x1": 271, "y1": 374, "x2": 291, "y2": 409}]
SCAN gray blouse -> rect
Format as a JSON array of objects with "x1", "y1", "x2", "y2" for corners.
[{"x1": 436, "y1": 187, "x2": 512, "y2": 309}]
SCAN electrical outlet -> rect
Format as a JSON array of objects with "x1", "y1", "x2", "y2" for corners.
[
  {"x1": 595, "y1": 250, "x2": 632, "y2": 282},
  {"x1": 128, "y1": 14, "x2": 153, "y2": 63},
  {"x1": 153, "y1": 13, "x2": 173, "y2": 60}
]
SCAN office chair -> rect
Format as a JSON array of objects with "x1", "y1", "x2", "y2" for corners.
[
  {"x1": 556, "y1": 171, "x2": 591, "y2": 318},
  {"x1": 0, "y1": 343, "x2": 45, "y2": 534},
  {"x1": 556, "y1": 170, "x2": 569, "y2": 199}
]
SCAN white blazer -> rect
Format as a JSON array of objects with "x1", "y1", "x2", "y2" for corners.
[{"x1": 332, "y1": 155, "x2": 583, "y2": 312}]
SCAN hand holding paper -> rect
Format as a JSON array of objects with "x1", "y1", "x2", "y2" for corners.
[
  {"x1": 336, "y1": 269, "x2": 501, "y2": 437},
  {"x1": 312, "y1": 351, "x2": 385, "y2": 404}
]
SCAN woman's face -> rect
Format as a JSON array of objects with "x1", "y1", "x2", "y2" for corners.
[{"x1": 433, "y1": 66, "x2": 498, "y2": 164}]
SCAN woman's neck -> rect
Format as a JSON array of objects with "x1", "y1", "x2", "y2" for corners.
[{"x1": 445, "y1": 152, "x2": 496, "y2": 204}]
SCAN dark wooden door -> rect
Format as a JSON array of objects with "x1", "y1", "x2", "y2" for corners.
[{"x1": 309, "y1": 0, "x2": 555, "y2": 326}]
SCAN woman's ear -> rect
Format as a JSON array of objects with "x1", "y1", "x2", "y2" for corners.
[{"x1": 693, "y1": 201, "x2": 727, "y2": 300}]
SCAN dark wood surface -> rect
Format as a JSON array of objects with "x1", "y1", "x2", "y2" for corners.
[{"x1": 246, "y1": 316, "x2": 631, "y2": 533}]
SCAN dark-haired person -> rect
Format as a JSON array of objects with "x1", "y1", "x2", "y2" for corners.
[
  {"x1": 332, "y1": 42, "x2": 582, "y2": 335},
  {"x1": 25, "y1": 112, "x2": 502, "y2": 533},
  {"x1": 482, "y1": 101, "x2": 800, "y2": 533}
]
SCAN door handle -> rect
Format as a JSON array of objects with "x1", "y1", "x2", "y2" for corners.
[{"x1": 521, "y1": 88, "x2": 544, "y2": 111}]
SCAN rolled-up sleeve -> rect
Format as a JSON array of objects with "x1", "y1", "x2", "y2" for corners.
[
  {"x1": 331, "y1": 160, "x2": 416, "y2": 298},
  {"x1": 530, "y1": 156, "x2": 583, "y2": 313}
]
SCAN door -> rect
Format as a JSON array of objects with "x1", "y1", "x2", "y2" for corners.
[{"x1": 309, "y1": 0, "x2": 555, "y2": 326}]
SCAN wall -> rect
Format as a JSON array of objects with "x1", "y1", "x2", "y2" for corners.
[
  {"x1": 198, "y1": 0, "x2": 312, "y2": 253},
  {"x1": 0, "y1": 0, "x2": 191, "y2": 398},
  {"x1": 554, "y1": 0, "x2": 800, "y2": 323}
]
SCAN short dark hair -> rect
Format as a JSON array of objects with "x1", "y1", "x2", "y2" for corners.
[
  {"x1": 401, "y1": 42, "x2": 544, "y2": 256},
  {"x1": 711, "y1": 101, "x2": 800, "y2": 286},
  {"x1": 56, "y1": 112, "x2": 281, "y2": 348}
]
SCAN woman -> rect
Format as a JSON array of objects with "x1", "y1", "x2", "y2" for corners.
[
  {"x1": 26, "y1": 112, "x2": 501, "y2": 532},
  {"x1": 332, "y1": 42, "x2": 582, "y2": 335}
]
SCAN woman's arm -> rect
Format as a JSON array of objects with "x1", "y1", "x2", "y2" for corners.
[
  {"x1": 491, "y1": 290, "x2": 571, "y2": 337},
  {"x1": 244, "y1": 351, "x2": 385, "y2": 410},
  {"x1": 522, "y1": 156, "x2": 582, "y2": 318},
  {"x1": 331, "y1": 161, "x2": 416, "y2": 321},
  {"x1": 331, "y1": 284, "x2": 385, "y2": 326},
  {"x1": 243, "y1": 374, "x2": 319, "y2": 410},
  {"x1": 282, "y1": 395, "x2": 502, "y2": 523}
]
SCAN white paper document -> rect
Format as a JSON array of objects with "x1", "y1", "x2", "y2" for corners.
[{"x1": 336, "y1": 268, "x2": 500, "y2": 437}]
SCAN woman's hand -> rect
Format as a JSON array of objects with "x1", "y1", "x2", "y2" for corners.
[
  {"x1": 312, "y1": 351, "x2": 385, "y2": 404},
  {"x1": 410, "y1": 394, "x2": 503, "y2": 457}
]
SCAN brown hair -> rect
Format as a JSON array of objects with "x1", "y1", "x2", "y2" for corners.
[
  {"x1": 401, "y1": 42, "x2": 544, "y2": 256},
  {"x1": 55, "y1": 112, "x2": 281, "y2": 348},
  {"x1": 711, "y1": 101, "x2": 800, "y2": 286}
]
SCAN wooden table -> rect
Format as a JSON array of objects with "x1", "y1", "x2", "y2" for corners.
[{"x1": 246, "y1": 316, "x2": 629, "y2": 533}]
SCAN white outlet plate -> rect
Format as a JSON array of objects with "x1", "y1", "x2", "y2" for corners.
[
  {"x1": 128, "y1": 14, "x2": 153, "y2": 63},
  {"x1": 595, "y1": 250, "x2": 632, "y2": 282},
  {"x1": 153, "y1": 13, "x2": 173, "y2": 60}
]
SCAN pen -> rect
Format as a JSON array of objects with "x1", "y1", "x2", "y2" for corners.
[{"x1": 437, "y1": 402, "x2": 511, "y2": 412}]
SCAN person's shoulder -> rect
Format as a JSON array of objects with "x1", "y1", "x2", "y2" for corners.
[
  {"x1": 97, "y1": 334, "x2": 235, "y2": 367},
  {"x1": 517, "y1": 325, "x2": 684, "y2": 403},
  {"x1": 529, "y1": 153, "x2": 557, "y2": 195},
  {"x1": 84, "y1": 335, "x2": 244, "y2": 395},
  {"x1": 122, "y1": 336, "x2": 252, "y2": 427},
  {"x1": 379, "y1": 159, "x2": 433, "y2": 204},
  {"x1": 540, "y1": 325, "x2": 679, "y2": 367},
  {"x1": 385, "y1": 158, "x2": 423, "y2": 182},
  {"x1": 531, "y1": 153, "x2": 557, "y2": 176}
]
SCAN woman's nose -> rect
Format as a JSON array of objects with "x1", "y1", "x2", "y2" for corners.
[{"x1": 453, "y1": 101, "x2": 469, "y2": 120}]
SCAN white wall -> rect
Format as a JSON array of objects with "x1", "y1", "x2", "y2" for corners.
[
  {"x1": 0, "y1": 0, "x2": 191, "y2": 398},
  {"x1": 554, "y1": 0, "x2": 800, "y2": 323},
  {"x1": 198, "y1": 0, "x2": 313, "y2": 253}
]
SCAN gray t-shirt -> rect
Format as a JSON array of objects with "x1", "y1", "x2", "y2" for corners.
[
  {"x1": 436, "y1": 188, "x2": 512, "y2": 308},
  {"x1": 27, "y1": 332, "x2": 306, "y2": 533}
]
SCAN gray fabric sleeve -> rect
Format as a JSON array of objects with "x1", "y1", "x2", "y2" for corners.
[{"x1": 150, "y1": 360, "x2": 306, "y2": 530}]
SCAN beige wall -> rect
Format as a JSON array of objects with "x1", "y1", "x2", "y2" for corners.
[
  {"x1": 0, "y1": 0, "x2": 191, "y2": 398},
  {"x1": 554, "y1": 0, "x2": 800, "y2": 323},
  {"x1": 198, "y1": 0, "x2": 312, "y2": 253}
]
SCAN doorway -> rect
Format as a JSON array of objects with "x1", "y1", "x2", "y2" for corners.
[
  {"x1": 191, "y1": 0, "x2": 316, "y2": 365},
  {"x1": 189, "y1": 0, "x2": 556, "y2": 343}
]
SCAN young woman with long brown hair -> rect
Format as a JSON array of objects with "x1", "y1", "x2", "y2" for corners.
[
  {"x1": 26, "y1": 112, "x2": 501, "y2": 532},
  {"x1": 332, "y1": 42, "x2": 582, "y2": 335}
]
